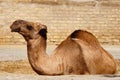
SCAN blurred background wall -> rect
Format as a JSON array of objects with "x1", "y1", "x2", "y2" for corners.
[{"x1": 0, "y1": 0, "x2": 120, "y2": 45}]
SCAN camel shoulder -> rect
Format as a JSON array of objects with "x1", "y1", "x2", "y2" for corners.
[{"x1": 53, "y1": 37, "x2": 81, "y2": 55}]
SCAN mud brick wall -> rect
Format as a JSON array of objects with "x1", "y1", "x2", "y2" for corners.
[{"x1": 0, "y1": 0, "x2": 120, "y2": 45}]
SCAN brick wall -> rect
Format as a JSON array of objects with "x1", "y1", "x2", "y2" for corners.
[{"x1": 0, "y1": 0, "x2": 120, "y2": 45}]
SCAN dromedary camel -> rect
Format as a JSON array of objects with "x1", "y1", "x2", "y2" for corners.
[{"x1": 10, "y1": 20, "x2": 116, "y2": 75}]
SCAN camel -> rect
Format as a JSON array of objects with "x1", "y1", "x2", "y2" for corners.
[{"x1": 10, "y1": 20, "x2": 116, "y2": 75}]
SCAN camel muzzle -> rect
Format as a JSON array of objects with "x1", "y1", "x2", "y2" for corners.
[{"x1": 11, "y1": 27, "x2": 21, "y2": 32}]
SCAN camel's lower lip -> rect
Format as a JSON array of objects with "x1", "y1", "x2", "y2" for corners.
[
  {"x1": 11, "y1": 29, "x2": 14, "y2": 32},
  {"x1": 11, "y1": 28, "x2": 20, "y2": 32}
]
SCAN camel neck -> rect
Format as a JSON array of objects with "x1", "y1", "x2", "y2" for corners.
[
  {"x1": 27, "y1": 37, "x2": 47, "y2": 55},
  {"x1": 26, "y1": 36, "x2": 48, "y2": 74},
  {"x1": 26, "y1": 37, "x2": 47, "y2": 71}
]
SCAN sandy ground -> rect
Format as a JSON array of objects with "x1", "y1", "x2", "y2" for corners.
[
  {"x1": 0, "y1": 45, "x2": 120, "y2": 80},
  {"x1": 0, "y1": 72, "x2": 120, "y2": 80}
]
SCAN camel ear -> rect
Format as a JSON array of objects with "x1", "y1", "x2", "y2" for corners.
[{"x1": 38, "y1": 29, "x2": 47, "y2": 40}]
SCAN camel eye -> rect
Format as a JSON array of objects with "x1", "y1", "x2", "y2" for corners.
[{"x1": 26, "y1": 25, "x2": 33, "y2": 30}]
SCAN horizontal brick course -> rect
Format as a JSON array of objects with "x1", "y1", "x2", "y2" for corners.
[{"x1": 0, "y1": 1, "x2": 120, "y2": 45}]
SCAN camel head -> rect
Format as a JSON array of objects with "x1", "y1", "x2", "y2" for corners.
[{"x1": 10, "y1": 20, "x2": 47, "y2": 41}]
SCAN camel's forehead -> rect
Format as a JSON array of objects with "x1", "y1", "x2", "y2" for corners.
[
  {"x1": 13, "y1": 20, "x2": 27, "y2": 24},
  {"x1": 33, "y1": 22, "x2": 45, "y2": 29}
]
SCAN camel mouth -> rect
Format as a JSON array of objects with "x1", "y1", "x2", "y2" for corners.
[{"x1": 11, "y1": 27, "x2": 21, "y2": 32}]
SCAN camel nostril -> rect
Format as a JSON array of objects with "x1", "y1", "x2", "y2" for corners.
[{"x1": 11, "y1": 28, "x2": 21, "y2": 32}]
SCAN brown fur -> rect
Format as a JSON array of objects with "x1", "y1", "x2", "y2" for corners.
[
  {"x1": 10, "y1": 20, "x2": 116, "y2": 75},
  {"x1": 71, "y1": 30, "x2": 116, "y2": 74}
]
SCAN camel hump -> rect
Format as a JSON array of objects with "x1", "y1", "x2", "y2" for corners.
[
  {"x1": 70, "y1": 30, "x2": 82, "y2": 38},
  {"x1": 70, "y1": 29, "x2": 92, "y2": 38},
  {"x1": 70, "y1": 29, "x2": 94, "y2": 39},
  {"x1": 70, "y1": 29, "x2": 100, "y2": 47}
]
